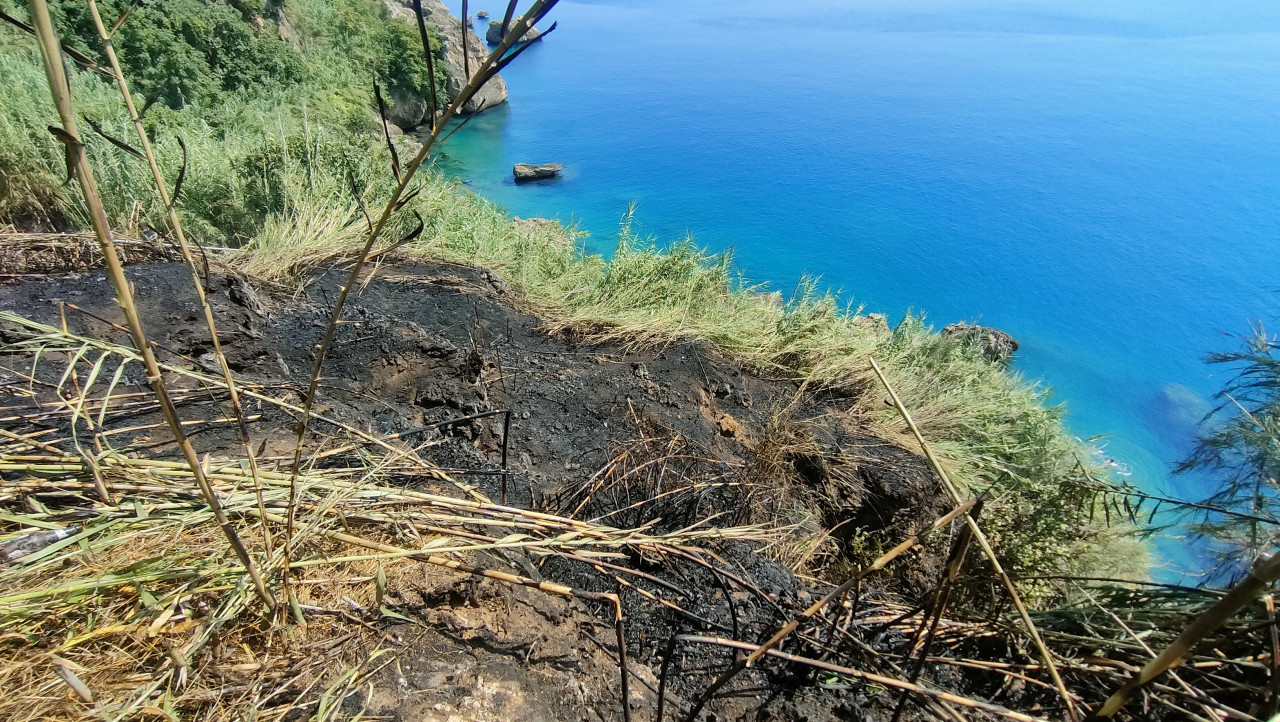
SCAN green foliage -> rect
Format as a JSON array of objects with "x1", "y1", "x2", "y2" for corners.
[
  {"x1": 41, "y1": 0, "x2": 304, "y2": 110},
  {"x1": 1177, "y1": 323, "x2": 1280, "y2": 582},
  {"x1": 287, "y1": 0, "x2": 446, "y2": 104},
  {"x1": 1, "y1": 0, "x2": 443, "y2": 114},
  {"x1": 870, "y1": 317, "x2": 1147, "y2": 584},
  {"x1": 0, "y1": 0, "x2": 444, "y2": 235}
]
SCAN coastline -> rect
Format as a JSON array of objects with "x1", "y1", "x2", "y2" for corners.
[{"x1": 425, "y1": 0, "x2": 1280, "y2": 580}]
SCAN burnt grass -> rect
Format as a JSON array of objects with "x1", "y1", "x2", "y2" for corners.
[{"x1": 0, "y1": 261, "x2": 1034, "y2": 721}]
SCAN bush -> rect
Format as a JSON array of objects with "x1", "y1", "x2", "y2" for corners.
[
  {"x1": 287, "y1": 0, "x2": 445, "y2": 105},
  {"x1": 32, "y1": 0, "x2": 304, "y2": 111}
]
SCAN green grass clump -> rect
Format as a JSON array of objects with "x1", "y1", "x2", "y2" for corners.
[
  {"x1": 0, "y1": 0, "x2": 441, "y2": 231},
  {"x1": 0, "y1": 1, "x2": 1143, "y2": 584},
  {"x1": 868, "y1": 318, "x2": 1147, "y2": 579}
]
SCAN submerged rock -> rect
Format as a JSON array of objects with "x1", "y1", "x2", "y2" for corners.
[
  {"x1": 383, "y1": 0, "x2": 507, "y2": 124},
  {"x1": 943, "y1": 322, "x2": 1019, "y2": 365},
  {"x1": 1143, "y1": 383, "x2": 1212, "y2": 455},
  {"x1": 513, "y1": 162, "x2": 563, "y2": 181},
  {"x1": 486, "y1": 18, "x2": 542, "y2": 45}
]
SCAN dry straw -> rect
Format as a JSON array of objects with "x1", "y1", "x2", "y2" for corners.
[{"x1": 23, "y1": 0, "x2": 274, "y2": 611}]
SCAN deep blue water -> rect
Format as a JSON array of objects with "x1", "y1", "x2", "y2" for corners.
[{"x1": 438, "y1": 1, "x2": 1280, "y2": 579}]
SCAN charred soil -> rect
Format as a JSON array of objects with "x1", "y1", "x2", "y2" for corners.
[{"x1": 0, "y1": 260, "x2": 1035, "y2": 721}]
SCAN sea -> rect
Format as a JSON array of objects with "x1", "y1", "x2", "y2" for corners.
[{"x1": 436, "y1": 0, "x2": 1280, "y2": 579}]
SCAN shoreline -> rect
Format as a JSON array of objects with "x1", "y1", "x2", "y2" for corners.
[{"x1": 427, "y1": 0, "x2": 1276, "y2": 586}]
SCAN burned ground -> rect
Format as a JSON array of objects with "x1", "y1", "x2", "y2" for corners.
[
  {"x1": 0, "y1": 260, "x2": 947, "y2": 565},
  {"x1": 0, "y1": 261, "x2": 1039, "y2": 721}
]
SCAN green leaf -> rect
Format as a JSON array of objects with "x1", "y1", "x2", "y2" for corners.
[
  {"x1": 374, "y1": 564, "x2": 386, "y2": 607},
  {"x1": 379, "y1": 605, "x2": 416, "y2": 624}
]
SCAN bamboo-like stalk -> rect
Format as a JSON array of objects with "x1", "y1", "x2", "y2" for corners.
[
  {"x1": 461, "y1": 0, "x2": 469, "y2": 81},
  {"x1": 282, "y1": 0, "x2": 559, "y2": 596},
  {"x1": 23, "y1": 0, "x2": 275, "y2": 613},
  {"x1": 868, "y1": 356, "x2": 1078, "y2": 721},
  {"x1": 81, "y1": 0, "x2": 274, "y2": 557},
  {"x1": 1091, "y1": 551, "x2": 1280, "y2": 719}
]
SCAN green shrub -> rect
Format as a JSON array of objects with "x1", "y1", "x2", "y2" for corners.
[
  {"x1": 30, "y1": 0, "x2": 304, "y2": 111},
  {"x1": 287, "y1": 0, "x2": 445, "y2": 105}
]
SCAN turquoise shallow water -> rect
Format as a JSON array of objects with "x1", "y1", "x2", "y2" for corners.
[{"x1": 437, "y1": 1, "x2": 1280, "y2": 579}]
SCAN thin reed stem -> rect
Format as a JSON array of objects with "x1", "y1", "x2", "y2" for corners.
[
  {"x1": 82, "y1": 0, "x2": 275, "y2": 559},
  {"x1": 24, "y1": 0, "x2": 275, "y2": 612},
  {"x1": 869, "y1": 355, "x2": 1078, "y2": 721}
]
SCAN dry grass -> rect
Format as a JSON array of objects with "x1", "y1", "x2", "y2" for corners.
[
  {"x1": 0, "y1": 309, "x2": 780, "y2": 719},
  {"x1": 1, "y1": 307, "x2": 1274, "y2": 720}
]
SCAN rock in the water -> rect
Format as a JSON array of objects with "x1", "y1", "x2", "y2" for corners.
[
  {"x1": 943, "y1": 322, "x2": 1019, "y2": 365},
  {"x1": 513, "y1": 163, "x2": 563, "y2": 182},
  {"x1": 383, "y1": 0, "x2": 507, "y2": 123},
  {"x1": 487, "y1": 18, "x2": 542, "y2": 45},
  {"x1": 476, "y1": 9, "x2": 489, "y2": 18}
]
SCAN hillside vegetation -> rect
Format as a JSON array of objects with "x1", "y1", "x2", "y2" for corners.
[{"x1": 0, "y1": 0, "x2": 1140, "y2": 584}]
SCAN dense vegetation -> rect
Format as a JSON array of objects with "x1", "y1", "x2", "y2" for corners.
[
  {"x1": 1, "y1": 0, "x2": 442, "y2": 238},
  {"x1": 52, "y1": 0, "x2": 305, "y2": 112},
  {"x1": 0, "y1": 0, "x2": 1143, "y2": 585}
]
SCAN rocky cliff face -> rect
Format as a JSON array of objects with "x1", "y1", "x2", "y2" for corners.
[
  {"x1": 485, "y1": 18, "x2": 542, "y2": 45},
  {"x1": 943, "y1": 322, "x2": 1020, "y2": 365},
  {"x1": 382, "y1": 0, "x2": 507, "y2": 128}
]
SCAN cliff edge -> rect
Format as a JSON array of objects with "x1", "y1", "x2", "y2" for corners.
[{"x1": 382, "y1": 0, "x2": 507, "y2": 127}]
